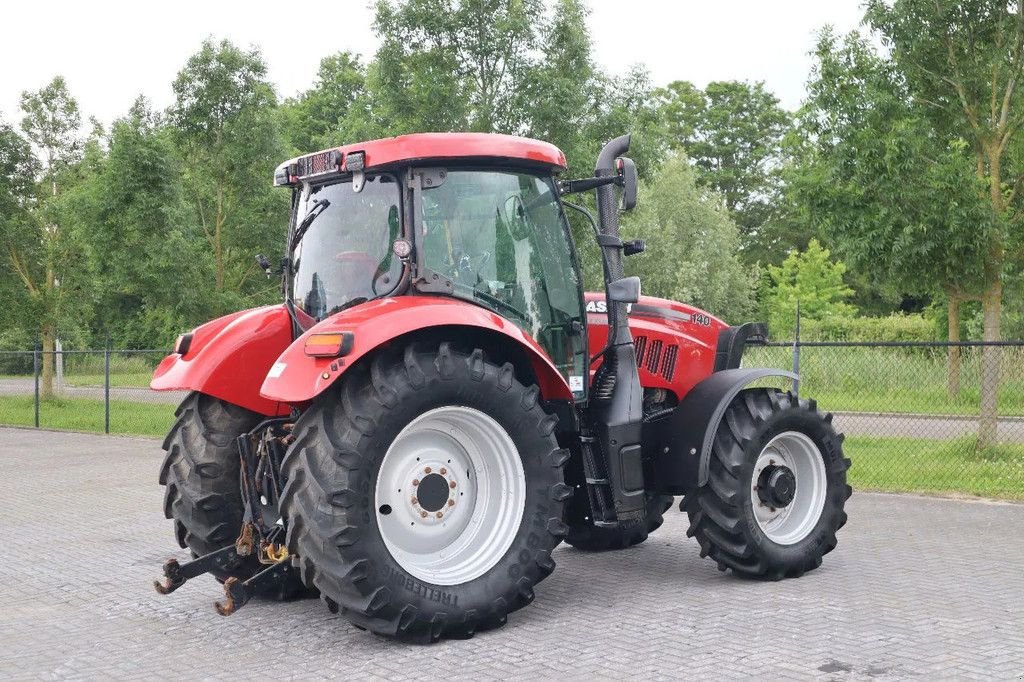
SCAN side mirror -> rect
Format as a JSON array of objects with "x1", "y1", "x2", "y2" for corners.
[{"x1": 617, "y1": 157, "x2": 638, "y2": 211}]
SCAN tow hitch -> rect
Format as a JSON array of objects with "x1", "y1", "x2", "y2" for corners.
[{"x1": 153, "y1": 418, "x2": 296, "y2": 616}]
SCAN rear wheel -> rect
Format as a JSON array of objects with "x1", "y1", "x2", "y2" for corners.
[
  {"x1": 564, "y1": 493, "x2": 674, "y2": 551},
  {"x1": 280, "y1": 343, "x2": 570, "y2": 642},
  {"x1": 158, "y1": 391, "x2": 306, "y2": 598},
  {"x1": 683, "y1": 389, "x2": 851, "y2": 579}
]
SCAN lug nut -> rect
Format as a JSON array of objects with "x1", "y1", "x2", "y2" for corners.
[
  {"x1": 420, "y1": 511, "x2": 428, "y2": 518},
  {"x1": 413, "y1": 479, "x2": 419, "y2": 486},
  {"x1": 447, "y1": 499, "x2": 455, "y2": 507},
  {"x1": 411, "y1": 497, "x2": 418, "y2": 505},
  {"x1": 440, "y1": 467, "x2": 447, "y2": 475},
  {"x1": 425, "y1": 466, "x2": 432, "y2": 474},
  {"x1": 449, "y1": 481, "x2": 457, "y2": 489},
  {"x1": 436, "y1": 512, "x2": 443, "y2": 519}
]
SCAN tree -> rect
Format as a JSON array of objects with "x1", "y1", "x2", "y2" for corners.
[
  {"x1": 0, "y1": 118, "x2": 40, "y2": 352},
  {"x1": 620, "y1": 155, "x2": 754, "y2": 321},
  {"x1": 656, "y1": 79, "x2": 792, "y2": 261},
  {"x1": 63, "y1": 98, "x2": 210, "y2": 348},
  {"x1": 372, "y1": 0, "x2": 544, "y2": 134},
  {"x1": 763, "y1": 239, "x2": 857, "y2": 336},
  {"x1": 792, "y1": 29, "x2": 996, "y2": 399},
  {"x1": 7, "y1": 77, "x2": 84, "y2": 397},
  {"x1": 523, "y1": 0, "x2": 596, "y2": 172},
  {"x1": 169, "y1": 39, "x2": 287, "y2": 304},
  {"x1": 814, "y1": 2, "x2": 1024, "y2": 446},
  {"x1": 281, "y1": 52, "x2": 374, "y2": 153}
]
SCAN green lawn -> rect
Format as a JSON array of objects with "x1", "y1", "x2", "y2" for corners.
[
  {"x1": 743, "y1": 345, "x2": 1024, "y2": 417},
  {"x1": 0, "y1": 395, "x2": 175, "y2": 437},
  {"x1": 63, "y1": 372, "x2": 153, "y2": 388},
  {"x1": 846, "y1": 435, "x2": 1024, "y2": 500}
]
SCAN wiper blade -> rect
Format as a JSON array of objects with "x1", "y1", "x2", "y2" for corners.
[{"x1": 290, "y1": 198, "x2": 330, "y2": 249}]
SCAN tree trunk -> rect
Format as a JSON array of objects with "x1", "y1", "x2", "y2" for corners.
[
  {"x1": 946, "y1": 294, "x2": 961, "y2": 399},
  {"x1": 40, "y1": 325, "x2": 55, "y2": 400},
  {"x1": 977, "y1": 279, "x2": 1002, "y2": 449}
]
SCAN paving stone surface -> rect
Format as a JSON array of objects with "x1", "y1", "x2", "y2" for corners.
[{"x1": 2, "y1": 426, "x2": 1022, "y2": 680}]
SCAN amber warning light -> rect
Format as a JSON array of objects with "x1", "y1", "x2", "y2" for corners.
[{"x1": 303, "y1": 332, "x2": 355, "y2": 358}]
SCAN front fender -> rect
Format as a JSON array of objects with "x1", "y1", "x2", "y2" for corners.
[
  {"x1": 151, "y1": 305, "x2": 292, "y2": 416},
  {"x1": 646, "y1": 368, "x2": 798, "y2": 493},
  {"x1": 260, "y1": 296, "x2": 574, "y2": 404}
]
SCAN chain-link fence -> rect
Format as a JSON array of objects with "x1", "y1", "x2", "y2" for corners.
[
  {"x1": 0, "y1": 349, "x2": 178, "y2": 437},
  {"x1": 744, "y1": 341, "x2": 1024, "y2": 500},
  {"x1": 1, "y1": 342, "x2": 1022, "y2": 499}
]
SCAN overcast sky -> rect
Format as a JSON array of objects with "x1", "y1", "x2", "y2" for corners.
[{"x1": 0, "y1": 0, "x2": 865, "y2": 130}]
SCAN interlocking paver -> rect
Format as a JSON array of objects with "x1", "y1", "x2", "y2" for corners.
[{"x1": 1, "y1": 426, "x2": 1022, "y2": 680}]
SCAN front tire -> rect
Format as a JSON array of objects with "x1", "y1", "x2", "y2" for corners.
[
  {"x1": 280, "y1": 343, "x2": 570, "y2": 642},
  {"x1": 683, "y1": 389, "x2": 851, "y2": 579}
]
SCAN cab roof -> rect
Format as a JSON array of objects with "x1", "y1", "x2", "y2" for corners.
[{"x1": 275, "y1": 133, "x2": 567, "y2": 185}]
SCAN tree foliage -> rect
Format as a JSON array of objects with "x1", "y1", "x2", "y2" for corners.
[
  {"x1": 657, "y1": 79, "x2": 791, "y2": 261},
  {"x1": 170, "y1": 39, "x2": 286, "y2": 301},
  {"x1": 763, "y1": 239, "x2": 856, "y2": 336},
  {"x1": 621, "y1": 155, "x2": 754, "y2": 321}
]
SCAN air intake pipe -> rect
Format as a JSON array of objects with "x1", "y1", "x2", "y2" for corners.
[{"x1": 591, "y1": 134, "x2": 646, "y2": 523}]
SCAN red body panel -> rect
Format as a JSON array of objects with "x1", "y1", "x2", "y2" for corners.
[
  {"x1": 584, "y1": 292, "x2": 729, "y2": 400},
  {"x1": 288, "y1": 133, "x2": 567, "y2": 174},
  {"x1": 260, "y1": 296, "x2": 574, "y2": 404},
  {"x1": 150, "y1": 305, "x2": 292, "y2": 416}
]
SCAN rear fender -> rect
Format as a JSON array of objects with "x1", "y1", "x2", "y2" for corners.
[
  {"x1": 260, "y1": 297, "x2": 574, "y2": 404},
  {"x1": 150, "y1": 305, "x2": 293, "y2": 416},
  {"x1": 646, "y1": 368, "x2": 797, "y2": 494}
]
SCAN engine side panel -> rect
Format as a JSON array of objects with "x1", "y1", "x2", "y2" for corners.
[
  {"x1": 150, "y1": 305, "x2": 293, "y2": 416},
  {"x1": 585, "y1": 292, "x2": 729, "y2": 400}
]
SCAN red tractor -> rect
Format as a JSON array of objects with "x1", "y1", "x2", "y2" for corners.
[{"x1": 152, "y1": 133, "x2": 851, "y2": 641}]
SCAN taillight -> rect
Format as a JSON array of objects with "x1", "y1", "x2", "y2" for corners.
[{"x1": 304, "y1": 332, "x2": 354, "y2": 358}]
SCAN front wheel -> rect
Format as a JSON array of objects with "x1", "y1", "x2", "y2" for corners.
[
  {"x1": 280, "y1": 343, "x2": 570, "y2": 642},
  {"x1": 683, "y1": 389, "x2": 851, "y2": 580}
]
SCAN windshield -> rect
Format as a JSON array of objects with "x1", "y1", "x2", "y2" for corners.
[
  {"x1": 420, "y1": 170, "x2": 587, "y2": 394},
  {"x1": 291, "y1": 175, "x2": 402, "y2": 320}
]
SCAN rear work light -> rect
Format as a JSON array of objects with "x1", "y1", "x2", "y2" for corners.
[
  {"x1": 174, "y1": 333, "x2": 193, "y2": 356},
  {"x1": 304, "y1": 332, "x2": 354, "y2": 358}
]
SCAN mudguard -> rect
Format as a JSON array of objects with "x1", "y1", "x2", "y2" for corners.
[
  {"x1": 646, "y1": 368, "x2": 798, "y2": 494},
  {"x1": 260, "y1": 296, "x2": 574, "y2": 404},
  {"x1": 151, "y1": 305, "x2": 293, "y2": 416}
]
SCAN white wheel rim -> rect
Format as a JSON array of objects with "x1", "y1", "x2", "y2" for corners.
[
  {"x1": 374, "y1": 406, "x2": 526, "y2": 586},
  {"x1": 751, "y1": 431, "x2": 827, "y2": 546}
]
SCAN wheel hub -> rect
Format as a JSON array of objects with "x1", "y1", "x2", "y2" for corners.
[
  {"x1": 757, "y1": 465, "x2": 796, "y2": 508},
  {"x1": 750, "y1": 431, "x2": 828, "y2": 546},
  {"x1": 374, "y1": 406, "x2": 526, "y2": 585},
  {"x1": 407, "y1": 468, "x2": 459, "y2": 518}
]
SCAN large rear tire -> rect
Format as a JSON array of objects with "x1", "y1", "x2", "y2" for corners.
[
  {"x1": 564, "y1": 493, "x2": 674, "y2": 551},
  {"x1": 280, "y1": 343, "x2": 570, "y2": 642},
  {"x1": 158, "y1": 391, "x2": 306, "y2": 598},
  {"x1": 683, "y1": 389, "x2": 851, "y2": 579}
]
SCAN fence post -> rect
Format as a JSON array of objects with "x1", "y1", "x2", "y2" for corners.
[
  {"x1": 792, "y1": 300, "x2": 801, "y2": 398},
  {"x1": 104, "y1": 337, "x2": 111, "y2": 435},
  {"x1": 33, "y1": 343, "x2": 40, "y2": 428}
]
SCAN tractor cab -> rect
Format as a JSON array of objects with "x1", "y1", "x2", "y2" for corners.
[{"x1": 276, "y1": 134, "x2": 589, "y2": 394}]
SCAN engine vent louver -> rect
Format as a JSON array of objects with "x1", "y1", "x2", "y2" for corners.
[
  {"x1": 661, "y1": 344, "x2": 678, "y2": 381},
  {"x1": 634, "y1": 335, "x2": 647, "y2": 366},
  {"x1": 631, "y1": 335, "x2": 679, "y2": 382},
  {"x1": 645, "y1": 340, "x2": 663, "y2": 374}
]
